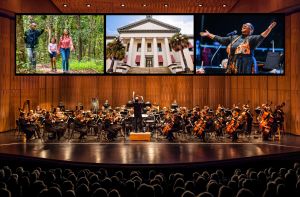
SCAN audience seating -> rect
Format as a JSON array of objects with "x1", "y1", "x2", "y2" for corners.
[{"x1": 0, "y1": 162, "x2": 300, "y2": 197}]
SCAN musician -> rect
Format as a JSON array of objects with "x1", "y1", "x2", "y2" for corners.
[
  {"x1": 19, "y1": 112, "x2": 36, "y2": 141},
  {"x1": 27, "y1": 110, "x2": 41, "y2": 139},
  {"x1": 54, "y1": 107, "x2": 64, "y2": 119},
  {"x1": 103, "y1": 100, "x2": 110, "y2": 110},
  {"x1": 44, "y1": 112, "x2": 57, "y2": 140},
  {"x1": 171, "y1": 100, "x2": 179, "y2": 110},
  {"x1": 200, "y1": 21, "x2": 277, "y2": 74},
  {"x1": 52, "y1": 108, "x2": 67, "y2": 140},
  {"x1": 35, "y1": 105, "x2": 43, "y2": 114},
  {"x1": 243, "y1": 105, "x2": 253, "y2": 135},
  {"x1": 86, "y1": 111, "x2": 99, "y2": 136},
  {"x1": 166, "y1": 113, "x2": 182, "y2": 142},
  {"x1": 199, "y1": 109, "x2": 214, "y2": 142},
  {"x1": 132, "y1": 92, "x2": 144, "y2": 132},
  {"x1": 227, "y1": 107, "x2": 240, "y2": 142},
  {"x1": 274, "y1": 103, "x2": 285, "y2": 134},
  {"x1": 74, "y1": 111, "x2": 88, "y2": 140},
  {"x1": 103, "y1": 113, "x2": 118, "y2": 141},
  {"x1": 91, "y1": 98, "x2": 99, "y2": 114}
]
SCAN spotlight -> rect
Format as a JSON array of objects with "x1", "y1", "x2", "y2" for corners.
[
  {"x1": 142, "y1": 4, "x2": 147, "y2": 7},
  {"x1": 121, "y1": 3, "x2": 125, "y2": 7},
  {"x1": 63, "y1": 4, "x2": 68, "y2": 7},
  {"x1": 198, "y1": 4, "x2": 203, "y2": 7},
  {"x1": 222, "y1": 4, "x2": 227, "y2": 7},
  {"x1": 86, "y1": 4, "x2": 91, "y2": 7},
  {"x1": 164, "y1": 3, "x2": 168, "y2": 7}
]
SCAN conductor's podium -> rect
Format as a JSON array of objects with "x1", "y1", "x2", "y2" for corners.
[{"x1": 129, "y1": 132, "x2": 151, "y2": 142}]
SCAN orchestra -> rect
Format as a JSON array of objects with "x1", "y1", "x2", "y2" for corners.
[{"x1": 17, "y1": 98, "x2": 286, "y2": 143}]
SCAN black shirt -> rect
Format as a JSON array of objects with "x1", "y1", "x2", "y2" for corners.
[{"x1": 133, "y1": 100, "x2": 144, "y2": 117}]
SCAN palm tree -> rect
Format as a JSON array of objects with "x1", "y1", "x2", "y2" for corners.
[
  {"x1": 106, "y1": 37, "x2": 125, "y2": 73},
  {"x1": 169, "y1": 33, "x2": 190, "y2": 72}
]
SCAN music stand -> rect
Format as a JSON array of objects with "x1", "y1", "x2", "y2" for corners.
[{"x1": 263, "y1": 51, "x2": 281, "y2": 70}]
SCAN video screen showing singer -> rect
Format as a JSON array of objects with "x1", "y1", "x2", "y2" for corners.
[{"x1": 195, "y1": 14, "x2": 285, "y2": 75}]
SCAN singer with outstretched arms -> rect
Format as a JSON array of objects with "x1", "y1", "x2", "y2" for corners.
[{"x1": 200, "y1": 22, "x2": 277, "y2": 74}]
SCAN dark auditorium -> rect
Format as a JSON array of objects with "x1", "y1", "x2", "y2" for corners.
[{"x1": 1, "y1": 0, "x2": 300, "y2": 197}]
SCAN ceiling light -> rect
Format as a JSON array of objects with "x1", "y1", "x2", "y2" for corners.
[
  {"x1": 164, "y1": 3, "x2": 168, "y2": 7},
  {"x1": 142, "y1": 4, "x2": 147, "y2": 7},
  {"x1": 86, "y1": 4, "x2": 91, "y2": 7},
  {"x1": 222, "y1": 4, "x2": 227, "y2": 7},
  {"x1": 121, "y1": 3, "x2": 125, "y2": 7},
  {"x1": 63, "y1": 4, "x2": 68, "y2": 7},
  {"x1": 198, "y1": 4, "x2": 203, "y2": 7}
]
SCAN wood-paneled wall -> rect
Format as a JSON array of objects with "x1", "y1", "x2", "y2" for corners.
[{"x1": 0, "y1": 1, "x2": 299, "y2": 135}]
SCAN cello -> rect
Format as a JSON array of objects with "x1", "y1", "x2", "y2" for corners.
[
  {"x1": 259, "y1": 102, "x2": 274, "y2": 137},
  {"x1": 193, "y1": 118, "x2": 206, "y2": 136},
  {"x1": 226, "y1": 109, "x2": 239, "y2": 134}
]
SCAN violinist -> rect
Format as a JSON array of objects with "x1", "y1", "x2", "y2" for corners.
[
  {"x1": 27, "y1": 110, "x2": 38, "y2": 123},
  {"x1": 44, "y1": 112, "x2": 57, "y2": 140},
  {"x1": 27, "y1": 110, "x2": 40, "y2": 139},
  {"x1": 54, "y1": 107, "x2": 68, "y2": 140},
  {"x1": 103, "y1": 113, "x2": 117, "y2": 141},
  {"x1": 86, "y1": 111, "x2": 99, "y2": 136},
  {"x1": 54, "y1": 107, "x2": 66, "y2": 120},
  {"x1": 19, "y1": 112, "x2": 36, "y2": 141},
  {"x1": 74, "y1": 111, "x2": 88, "y2": 140}
]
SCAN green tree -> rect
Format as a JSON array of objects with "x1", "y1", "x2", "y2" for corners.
[
  {"x1": 106, "y1": 37, "x2": 125, "y2": 73},
  {"x1": 16, "y1": 15, "x2": 26, "y2": 65},
  {"x1": 169, "y1": 32, "x2": 190, "y2": 72}
]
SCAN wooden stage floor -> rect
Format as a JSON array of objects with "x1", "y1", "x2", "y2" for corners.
[{"x1": 0, "y1": 132, "x2": 300, "y2": 167}]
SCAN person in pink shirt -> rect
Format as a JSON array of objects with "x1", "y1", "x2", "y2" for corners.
[
  {"x1": 48, "y1": 37, "x2": 57, "y2": 72},
  {"x1": 57, "y1": 29, "x2": 74, "y2": 72}
]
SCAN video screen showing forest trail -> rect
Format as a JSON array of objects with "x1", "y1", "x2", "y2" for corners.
[{"x1": 16, "y1": 15, "x2": 104, "y2": 74}]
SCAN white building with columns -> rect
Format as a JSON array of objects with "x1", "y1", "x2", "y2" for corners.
[{"x1": 106, "y1": 15, "x2": 194, "y2": 73}]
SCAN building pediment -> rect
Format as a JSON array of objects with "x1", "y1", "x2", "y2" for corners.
[{"x1": 118, "y1": 17, "x2": 180, "y2": 33}]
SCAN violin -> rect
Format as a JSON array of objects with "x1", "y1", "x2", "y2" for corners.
[{"x1": 193, "y1": 118, "x2": 206, "y2": 136}]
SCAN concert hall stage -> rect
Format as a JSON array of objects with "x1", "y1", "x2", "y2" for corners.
[{"x1": 0, "y1": 132, "x2": 299, "y2": 168}]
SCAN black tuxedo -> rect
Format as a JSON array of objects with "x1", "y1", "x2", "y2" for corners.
[{"x1": 133, "y1": 100, "x2": 144, "y2": 132}]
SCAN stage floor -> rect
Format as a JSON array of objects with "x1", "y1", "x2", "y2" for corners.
[{"x1": 0, "y1": 132, "x2": 300, "y2": 166}]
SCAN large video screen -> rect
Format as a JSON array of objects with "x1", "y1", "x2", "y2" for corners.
[
  {"x1": 105, "y1": 15, "x2": 194, "y2": 75},
  {"x1": 16, "y1": 14, "x2": 104, "y2": 74},
  {"x1": 195, "y1": 14, "x2": 285, "y2": 75}
]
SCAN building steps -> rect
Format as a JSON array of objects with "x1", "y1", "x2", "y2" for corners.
[{"x1": 127, "y1": 67, "x2": 172, "y2": 74}]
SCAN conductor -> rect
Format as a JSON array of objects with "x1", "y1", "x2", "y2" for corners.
[{"x1": 132, "y1": 91, "x2": 144, "y2": 132}]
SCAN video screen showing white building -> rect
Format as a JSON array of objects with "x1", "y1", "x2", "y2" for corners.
[{"x1": 106, "y1": 15, "x2": 194, "y2": 74}]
